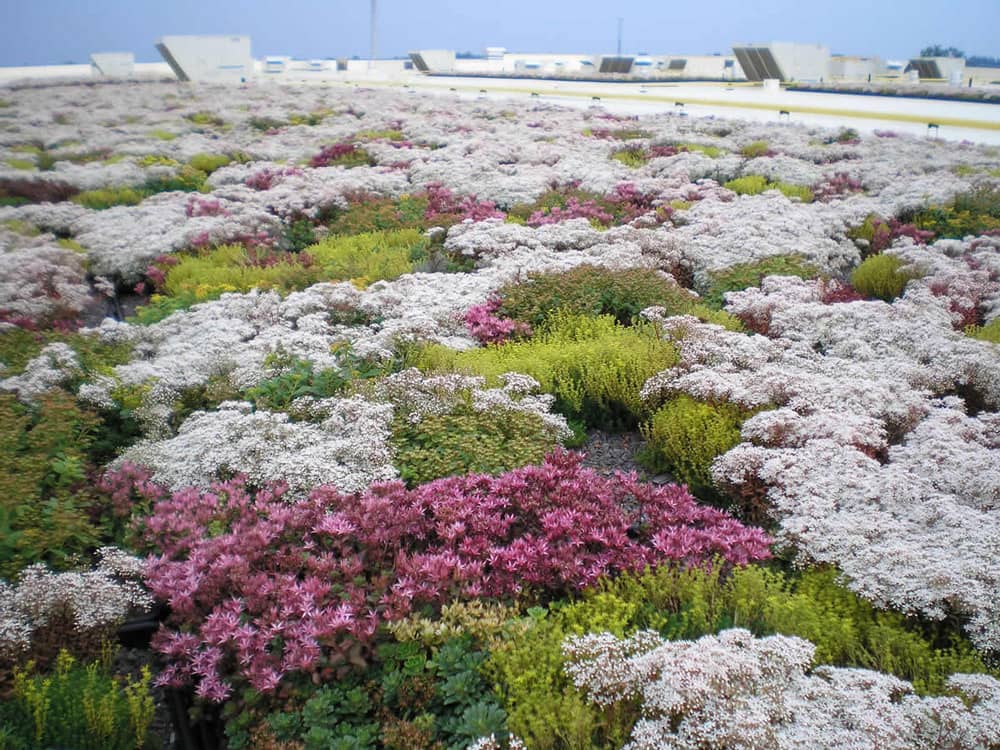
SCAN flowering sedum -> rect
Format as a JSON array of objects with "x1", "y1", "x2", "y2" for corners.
[{"x1": 564, "y1": 628, "x2": 1000, "y2": 749}]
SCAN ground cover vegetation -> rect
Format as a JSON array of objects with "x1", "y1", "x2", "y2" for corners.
[{"x1": 0, "y1": 79, "x2": 999, "y2": 749}]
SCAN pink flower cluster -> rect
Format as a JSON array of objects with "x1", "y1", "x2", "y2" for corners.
[
  {"x1": 309, "y1": 143, "x2": 363, "y2": 168},
  {"x1": 528, "y1": 198, "x2": 614, "y2": 227},
  {"x1": 811, "y1": 172, "x2": 864, "y2": 202},
  {"x1": 423, "y1": 182, "x2": 505, "y2": 224},
  {"x1": 463, "y1": 296, "x2": 532, "y2": 345},
  {"x1": 244, "y1": 166, "x2": 304, "y2": 191},
  {"x1": 135, "y1": 451, "x2": 770, "y2": 700},
  {"x1": 185, "y1": 196, "x2": 228, "y2": 218}
]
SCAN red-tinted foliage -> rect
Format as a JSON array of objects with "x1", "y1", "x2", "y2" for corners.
[{"x1": 131, "y1": 451, "x2": 771, "y2": 700}]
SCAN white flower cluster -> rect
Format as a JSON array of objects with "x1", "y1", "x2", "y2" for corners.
[
  {"x1": 116, "y1": 367, "x2": 569, "y2": 494},
  {"x1": 0, "y1": 230, "x2": 92, "y2": 326},
  {"x1": 72, "y1": 190, "x2": 284, "y2": 282},
  {"x1": 0, "y1": 547, "x2": 153, "y2": 659},
  {"x1": 0, "y1": 341, "x2": 80, "y2": 403},
  {"x1": 117, "y1": 397, "x2": 398, "y2": 495},
  {"x1": 563, "y1": 628, "x2": 1000, "y2": 750},
  {"x1": 640, "y1": 272, "x2": 1000, "y2": 650},
  {"x1": 367, "y1": 367, "x2": 571, "y2": 440}
]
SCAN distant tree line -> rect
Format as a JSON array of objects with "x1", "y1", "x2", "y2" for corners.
[
  {"x1": 966, "y1": 55, "x2": 1000, "y2": 68},
  {"x1": 920, "y1": 45, "x2": 965, "y2": 58},
  {"x1": 919, "y1": 45, "x2": 1000, "y2": 68}
]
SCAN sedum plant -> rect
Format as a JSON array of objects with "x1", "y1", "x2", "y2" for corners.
[
  {"x1": 1, "y1": 650, "x2": 155, "y2": 750},
  {"x1": 414, "y1": 312, "x2": 678, "y2": 431},
  {"x1": 638, "y1": 395, "x2": 752, "y2": 500},
  {"x1": 702, "y1": 254, "x2": 819, "y2": 308},
  {"x1": 135, "y1": 450, "x2": 770, "y2": 701},
  {"x1": 563, "y1": 628, "x2": 1000, "y2": 750},
  {"x1": 850, "y1": 253, "x2": 918, "y2": 301},
  {"x1": 493, "y1": 265, "x2": 735, "y2": 330}
]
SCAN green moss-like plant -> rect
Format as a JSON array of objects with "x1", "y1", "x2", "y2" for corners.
[
  {"x1": 0, "y1": 392, "x2": 104, "y2": 578},
  {"x1": 5, "y1": 158, "x2": 35, "y2": 171},
  {"x1": 143, "y1": 164, "x2": 208, "y2": 194},
  {"x1": 684, "y1": 142, "x2": 723, "y2": 157},
  {"x1": 413, "y1": 312, "x2": 677, "y2": 431},
  {"x1": 724, "y1": 174, "x2": 769, "y2": 195},
  {"x1": 392, "y1": 402, "x2": 560, "y2": 486},
  {"x1": 725, "y1": 174, "x2": 813, "y2": 202},
  {"x1": 703, "y1": 254, "x2": 819, "y2": 308},
  {"x1": 187, "y1": 152, "x2": 233, "y2": 174},
  {"x1": 185, "y1": 111, "x2": 226, "y2": 128},
  {"x1": 485, "y1": 597, "x2": 641, "y2": 750},
  {"x1": 638, "y1": 395, "x2": 750, "y2": 497},
  {"x1": 850, "y1": 253, "x2": 916, "y2": 301},
  {"x1": 739, "y1": 140, "x2": 771, "y2": 158},
  {"x1": 596, "y1": 565, "x2": 992, "y2": 696},
  {"x1": 774, "y1": 182, "x2": 815, "y2": 202},
  {"x1": 354, "y1": 128, "x2": 405, "y2": 141},
  {"x1": 129, "y1": 290, "x2": 225, "y2": 325},
  {"x1": 305, "y1": 228, "x2": 428, "y2": 288},
  {"x1": 148, "y1": 129, "x2": 176, "y2": 141},
  {"x1": 496, "y1": 265, "x2": 704, "y2": 329},
  {"x1": 1, "y1": 218, "x2": 40, "y2": 236},
  {"x1": 160, "y1": 244, "x2": 319, "y2": 299},
  {"x1": 72, "y1": 186, "x2": 146, "y2": 210},
  {"x1": 324, "y1": 195, "x2": 431, "y2": 236},
  {"x1": 610, "y1": 146, "x2": 649, "y2": 168}
]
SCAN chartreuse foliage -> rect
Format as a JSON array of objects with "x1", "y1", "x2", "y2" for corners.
[
  {"x1": 0, "y1": 650, "x2": 155, "y2": 750},
  {"x1": 304, "y1": 228, "x2": 429, "y2": 288},
  {"x1": 496, "y1": 265, "x2": 743, "y2": 331},
  {"x1": 187, "y1": 152, "x2": 233, "y2": 174},
  {"x1": 484, "y1": 564, "x2": 990, "y2": 750},
  {"x1": 142, "y1": 229, "x2": 428, "y2": 319},
  {"x1": 739, "y1": 140, "x2": 771, "y2": 158},
  {"x1": 412, "y1": 312, "x2": 678, "y2": 431},
  {"x1": 851, "y1": 253, "x2": 917, "y2": 301},
  {"x1": 966, "y1": 317, "x2": 1000, "y2": 343},
  {"x1": 638, "y1": 395, "x2": 751, "y2": 497},
  {"x1": 73, "y1": 161, "x2": 218, "y2": 209},
  {"x1": 391, "y1": 394, "x2": 560, "y2": 487},
  {"x1": 702, "y1": 254, "x2": 819, "y2": 308},
  {"x1": 72, "y1": 186, "x2": 146, "y2": 210},
  {"x1": 160, "y1": 244, "x2": 317, "y2": 298},
  {"x1": 724, "y1": 174, "x2": 814, "y2": 202},
  {"x1": 485, "y1": 596, "x2": 642, "y2": 750}
]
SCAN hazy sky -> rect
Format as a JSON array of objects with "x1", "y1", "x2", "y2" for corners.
[{"x1": 2, "y1": 0, "x2": 998, "y2": 67}]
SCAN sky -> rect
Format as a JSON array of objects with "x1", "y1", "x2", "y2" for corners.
[{"x1": 2, "y1": 0, "x2": 998, "y2": 67}]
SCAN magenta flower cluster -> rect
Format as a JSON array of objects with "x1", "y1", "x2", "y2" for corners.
[
  {"x1": 244, "y1": 166, "x2": 303, "y2": 191},
  {"x1": 185, "y1": 196, "x2": 229, "y2": 218},
  {"x1": 811, "y1": 172, "x2": 864, "y2": 202},
  {"x1": 133, "y1": 451, "x2": 771, "y2": 701},
  {"x1": 867, "y1": 217, "x2": 936, "y2": 253},
  {"x1": 423, "y1": 182, "x2": 506, "y2": 224},
  {"x1": 309, "y1": 143, "x2": 363, "y2": 168},
  {"x1": 463, "y1": 296, "x2": 532, "y2": 345},
  {"x1": 527, "y1": 198, "x2": 614, "y2": 227}
]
